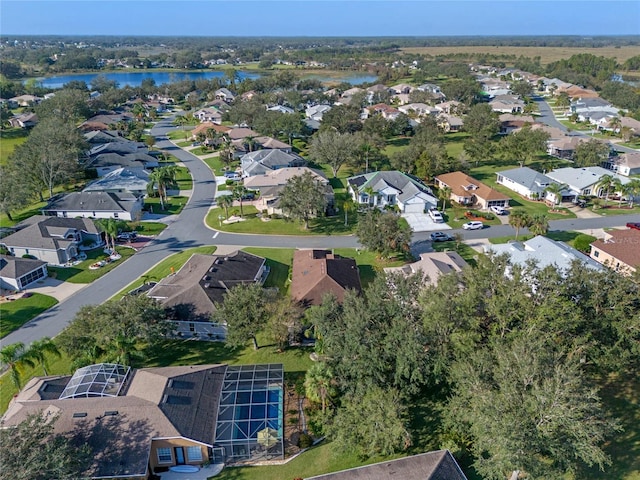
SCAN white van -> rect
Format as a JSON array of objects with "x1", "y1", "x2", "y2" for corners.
[{"x1": 428, "y1": 209, "x2": 444, "y2": 223}]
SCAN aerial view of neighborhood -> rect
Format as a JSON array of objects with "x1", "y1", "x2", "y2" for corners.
[{"x1": 0, "y1": 1, "x2": 639, "y2": 479}]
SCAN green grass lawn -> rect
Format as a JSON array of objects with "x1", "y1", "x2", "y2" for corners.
[
  {"x1": 207, "y1": 206, "x2": 357, "y2": 236},
  {"x1": 0, "y1": 293, "x2": 58, "y2": 338},
  {"x1": 0, "y1": 128, "x2": 29, "y2": 165},
  {"x1": 48, "y1": 245, "x2": 136, "y2": 283},
  {"x1": 489, "y1": 230, "x2": 589, "y2": 246},
  {"x1": 175, "y1": 166, "x2": 193, "y2": 190},
  {"x1": 129, "y1": 221, "x2": 168, "y2": 236},
  {"x1": 0, "y1": 200, "x2": 48, "y2": 228},
  {"x1": 431, "y1": 240, "x2": 479, "y2": 267},
  {"x1": 144, "y1": 195, "x2": 188, "y2": 215},
  {"x1": 243, "y1": 248, "x2": 294, "y2": 294},
  {"x1": 115, "y1": 246, "x2": 218, "y2": 298},
  {"x1": 592, "y1": 204, "x2": 640, "y2": 216}
]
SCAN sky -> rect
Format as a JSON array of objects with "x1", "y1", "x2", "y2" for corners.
[{"x1": 1, "y1": 1, "x2": 639, "y2": 37}]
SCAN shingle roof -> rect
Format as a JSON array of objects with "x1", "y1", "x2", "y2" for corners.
[
  {"x1": 347, "y1": 171, "x2": 436, "y2": 204},
  {"x1": 291, "y1": 250, "x2": 362, "y2": 305},
  {"x1": 384, "y1": 252, "x2": 468, "y2": 285},
  {"x1": 1, "y1": 216, "x2": 98, "y2": 251},
  {"x1": 44, "y1": 191, "x2": 139, "y2": 214},
  {"x1": 83, "y1": 167, "x2": 150, "y2": 193},
  {"x1": 435, "y1": 171, "x2": 510, "y2": 202},
  {"x1": 591, "y1": 229, "x2": 640, "y2": 270},
  {"x1": 0, "y1": 254, "x2": 47, "y2": 279},
  {"x1": 147, "y1": 251, "x2": 265, "y2": 319},
  {"x1": 305, "y1": 450, "x2": 467, "y2": 480},
  {"x1": 497, "y1": 167, "x2": 553, "y2": 193}
]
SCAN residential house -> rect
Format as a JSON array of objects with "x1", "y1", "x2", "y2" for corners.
[
  {"x1": 305, "y1": 104, "x2": 332, "y2": 122},
  {"x1": 84, "y1": 130, "x2": 126, "y2": 145},
  {"x1": 341, "y1": 87, "x2": 364, "y2": 98},
  {"x1": 486, "y1": 236, "x2": 604, "y2": 273},
  {"x1": 42, "y1": 191, "x2": 144, "y2": 221},
  {"x1": 620, "y1": 116, "x2": 640, "y2": 136},
  {"x1": 83, "y1": 167, "x2": 150, "y2": 197},
  {"x1": 489, "y1": 94, "x2": 525, "y2": 114},
  {"x1": 558, "y1": 85, "x2": 600, "y2": 99},
  {"x1": 291, "y1": 249, "x2": 362, "y2": 306},
  {"x1": 545, "y1": 166, "x2": 631, "y2": 199},
  {"x1": 147, "y1": 251, "x2": 267, "y2": 336},
  {"x1": 589, "y1": 229, "x2": 640, "y2": 275},
  {"x1": 496, "y1": 166, "x2": 555, "y2": 201},
  {"x1": 389, "y1": 83, "x2": 414, "y2": 95},
  {"x1": 479, "y1": 78, "x2": 511, "y2": 98},
  {"x1": 81, "y1": 113, "x2": 134, "y2": 129},
  {"x1": 240, "y1": 150, "x2": 306, "y2": 177},
  {"x1": 498, "y1": 114, "x2": 535, "y2": 134},
  {"x1": 243, "y1": 167, "x2": 333, "y2": 215},
  {"x1": 434, "y1": 100, "x2": 463, "y2": 115},
  {"x1": 0, "y1": 216, "x2": 102, "y2": 266},
  {"x1": 305, "y1": 450, "x2": 467, "y2": 480},
  {"x1": 347, "y1": 171, "x2": 438, "y2": 213},
  {"x1": 214, "y1": 88, "x2": 235, "y2": 103},
  {"x1": 547, "y1": 135, "x2": 588, "y2": 159},
  {"x1": 390, "y1": 93, "x2": 411, "y2": 105},
  {"x1": 398, "y1": 103, "x2": 438, "y2": 118},
  {"x1": 366, "y1": 103, "x2": 401, "y2": 121},
  {"x1": 86, "y1": 152, "x2": 159, "y2": 177},
  {"x1": 437, "y1": 114, "x2": 464, "y2": 132},
  {"x1": 1, "y1": 361, "x2": 286, "y2": 477},
  {"x1": 8, "y1": 112, "x2": 38, "y2": 129},
  {"x1": 266, "y1": 105, "x2": 295, "y2": 114},
  {"x1": 10, "y1": 94, "x2": 42, "y2": 106},
  {"x1": 0, "y1": 255, "x2": 48, "y2": 292},
  {"x1": 384, "y1": 252, "x2": 468, "y2": 286},
  {"x1": 191, "y1": 122, "x2": 231, "y2": 145},
  {"x1": 435, "y1": 171, "x2": 510, "y2": 209},
  {"x1": 612, "y1": 152, "x2": 640, "y2": 177},
  {"x1": 193, "y1": 107, "x2": 223, "y2": 124},
  {"x1": 89, "y1": 140, "x2": 149, "y2": 157}
]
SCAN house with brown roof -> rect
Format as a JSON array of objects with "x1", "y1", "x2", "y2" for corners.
[
  {"x1": 305, "y1": 450, "x2": 467, "y2": 480},
  {"x1": 147, "y1": 251, "x2": 267, "y2": 337},
  {"x1": 612, "y1": 152, "x2": 640, "y2": 177},
  {"x1": 291, "y1": 250, "x2": 362, "y2": 306},
  {"x1": 589, "y1": 229, "x2": 640, "y2": 276},
  {"x1": 435, "y1": 171, "x2": 510, "y2": 209},
  {"x1": 1, "y1": 362, "x2": 286, "y2": 478}
]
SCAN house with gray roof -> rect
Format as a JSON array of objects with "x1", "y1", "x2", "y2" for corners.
[
  {"x1": 496, "y1": 167, "x2": 554, "y2": 200},
  {"x1": 86, "y1": 152, "x2": 159, "y2": 177},
  {"x1": 215, "y1": 88, "x2": 235, "y2": 103},
  {"x1": 0, "y1": 216, "x2": 102, "y2": 266},
  {"x1": 241, "y1": 150, "x2": 306, "y2": 177},
  {"x1": 486, "y1": 236, "x2": 604, "y2": 275},
  {"x1": 147, "y1": 251, "x2": 267, "y2": 336},
  {"x1": 42, "y1": 191, "x2": 144, "y2": 221},
  {"x1": 305, "y1": 104, "x2": 332, "y2": 121},
  {"x1": 546, "y1": 166, "x2": 631, "y2": 199},
  {"x1": 612, "y1": 152, "x2": 640, "y2": 177},
  {"x1": 306, "y1": 450, "x2": 467, "y2": 480},
  {"x1": 83, "y1": 167, "x2": 150, "y2": 196},
  {"x1": 347, "y1": 171, "x2": 437, "y2": 213},
  {"x1": 0, "y1": 254, "x2": 48, "y2": 291}
]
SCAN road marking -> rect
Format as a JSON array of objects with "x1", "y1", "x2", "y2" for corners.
[{"x1": 212, "y1": 232, "x2": 219, "y2": 239}]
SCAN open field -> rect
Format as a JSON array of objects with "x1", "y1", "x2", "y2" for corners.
[
  {"x1": 400, "y1": 45, "x2": 640, "y2": 64},
  {"x1": 0, "y1": 128, "x2": 28, "y2": 165}
]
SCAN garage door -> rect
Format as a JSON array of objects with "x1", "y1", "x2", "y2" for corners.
[{"x1": 404, "y1": 203, "x2": 425, "y2": 213}]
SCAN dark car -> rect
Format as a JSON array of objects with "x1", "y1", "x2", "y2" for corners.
[
  {"x1": 430, "y1": 231, "x2": 454, "y2": 242},
  {"x1": 627, "y1": 222, "x2": 640, "y2": 230}
]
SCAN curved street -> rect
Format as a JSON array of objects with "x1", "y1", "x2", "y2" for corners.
[{"x1": 3, "y1": 116, "x2": 639, "y2": 348}]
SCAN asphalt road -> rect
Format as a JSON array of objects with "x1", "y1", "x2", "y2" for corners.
[{"x1": 2, "y1": 116, "x2": 639, "y2": 348}]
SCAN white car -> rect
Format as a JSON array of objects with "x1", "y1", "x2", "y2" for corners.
[
  {"x1": 490, "y1": 206, "x2": 507, "y2": 215},
  {"x1": 462, "y1": 221, "x2": 484, "y2": 230},
  {"x1": 428, "y1": 209, "x2": 444, "y2": 223}
]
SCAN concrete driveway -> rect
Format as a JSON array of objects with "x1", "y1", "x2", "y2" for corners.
[
  {"x1": 401, "y1": 213, "x2": 452, "y2": 232},
  {"x1": 23, "y1": 277, "x2": 86, "y2": 302}
]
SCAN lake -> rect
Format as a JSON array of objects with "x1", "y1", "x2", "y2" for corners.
[
  {"x1": 35, "y1": 71, "x2": 260, "y2": 89},
  {"x1": 35, "y1": 71, "x2": 378, "y2": 89}
]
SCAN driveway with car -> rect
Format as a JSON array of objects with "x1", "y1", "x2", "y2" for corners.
[{"x1": 401, "y1": 213, "x2": 452, "y2": 232}]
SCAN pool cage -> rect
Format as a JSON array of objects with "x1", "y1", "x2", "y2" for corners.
[
  {"x1": 59, "y1": 363, "x2": 130, "y2": 399},
  {"x1": 214, "y1": 364, "x2": 284, "y2": 463}
]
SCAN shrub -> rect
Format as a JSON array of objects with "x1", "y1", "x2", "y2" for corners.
[
  {"x1": 573, "y1": 234, "x2": 597, "y2": 253},
  {"x1": 21, "y1": 254, "x2": 37, "y2": 260},
  {"x1": 298, "y1": 433, "x2": 314, "y2": 449}
]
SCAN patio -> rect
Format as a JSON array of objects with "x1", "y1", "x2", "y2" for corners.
[{"x1": 157, "y1": 463, "x2": 224, "y2": 480}]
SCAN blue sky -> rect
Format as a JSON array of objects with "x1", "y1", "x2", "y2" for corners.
[{"x1": 1, "y1": 1, "x2": 638, "y2": 37}]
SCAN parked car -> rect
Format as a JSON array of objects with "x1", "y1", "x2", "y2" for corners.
[
  {"x1": 490, "y1": 206, "x2": 507, "y2": 215},
  {"x1": 627, "y1": 222, "x2": 640, "y2": 230},
  {"x1": 223, "y1": 171, "x2": 241, "y2": 180},
  {"x1": 428, "y1": 209, "x2": 444, "y2": 223},
  {"x1": 241, "y1": 192, "x2": 255, "y2": 200},
  {"x1": 117, "y1": 232, "x2": 137, "y2": 241},
  {"x1": 430, "y1": 231, "x2": 454, "y2": 242},
  {"x1": 462, "y1": 221, "x2": 484, "y2": 230}
]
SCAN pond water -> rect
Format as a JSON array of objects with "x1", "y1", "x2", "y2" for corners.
[
  {"x1": 35, "y1": 70, "x2": 260, "y2": 89},
  {"x1": 35, "y1": 70, "x2": 378, "y2": 89}
]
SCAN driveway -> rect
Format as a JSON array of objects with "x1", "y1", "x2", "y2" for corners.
[
  {"x1": 22, "y1": 277, "x2": 86, "y2": 303},
  {"x1": 401, "y1": 213, "x2": 452, "y2": 232}
]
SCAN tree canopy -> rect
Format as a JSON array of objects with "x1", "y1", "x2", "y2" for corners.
[{"x1": 278, "y1": 171, "x2": 328, "y2": 229}]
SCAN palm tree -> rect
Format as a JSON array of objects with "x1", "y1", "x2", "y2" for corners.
[
  {"x1": 596, "y1": 174, "x2": 617, "y2": 206},
  {"x1": 509, "y1": 211, "x2": 532, "y2": 240},
  {"x1": 555, "y1": 92, "x2": 571, "y2": 110},
  {"x1": 609, "y1": 116, "x2": 621, "y2": 136},
  {"x1": 218, "y1": 194, "x2": 234, "y2": 219},
  {"x1": 147, "y1": 169, "x2": 167, "y2": 210},
  {"x1": 232, "y1": 184, "x2": 249, "y2": 217},
  {"x1": 362, "y1": 186, "x2": 377, "y2": 208},
  {"x1": 543, "y1": 182, "x2": 567, "y2": 212},
  {"x1": 342, "y1": 198, "x2": 353, "y2": 226},
  {"x1": 244, "y1": 136, "x2": 258, "y2": 153},
  {"x1": 437, "y1": 186, "x2": 451, "y2": 213},
  {"x1": 622, "y1": 179, "x2": 640, "y2": 208},
  {"x1": 106, "y1": 334, "x2": 144, "y2": 367},
  {"x1": 529, "y1": 214, "x2": 549, "y2": 236},
  {"x1": 25, "y1": 337, "x2": 61, "y2": 376},
  {"x1": 0, "y1": 342, "x2": 34, "y2": 389},
  {"x1": 96, "y1": 218, "x2": 118, "y2": 253},
  {"x1": 304, "y1": 362, "x2": 336, "y2": 414}
]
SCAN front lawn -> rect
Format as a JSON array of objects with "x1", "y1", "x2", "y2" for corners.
[
  {"x1": 115, "y1": 246, "x2": 217, "y2": 298},
  {"x1": 207, "y1": 206, "x2": 357, "y2": 236},
  {"x1": 144, "y1": 195, "x2": 188, "y2": 215},
  {"x1": 129, "y1": 221, "x2": 168, "y2": 236},
  {"x1": 0, "y1": 293, "x2": 58, "y2": 338},
  {"x1": 592, "y1": 204, "x2": 640, "y2": 216},
  {"x1": 48, "y1": 246, "x2": 135, "y2": 283},
  {"x1": 431, "y1": 241, "x2": 479, "y2": 267},
  {"x1": 175, "y1": 166, "x2": 193, "y2": 190}
]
